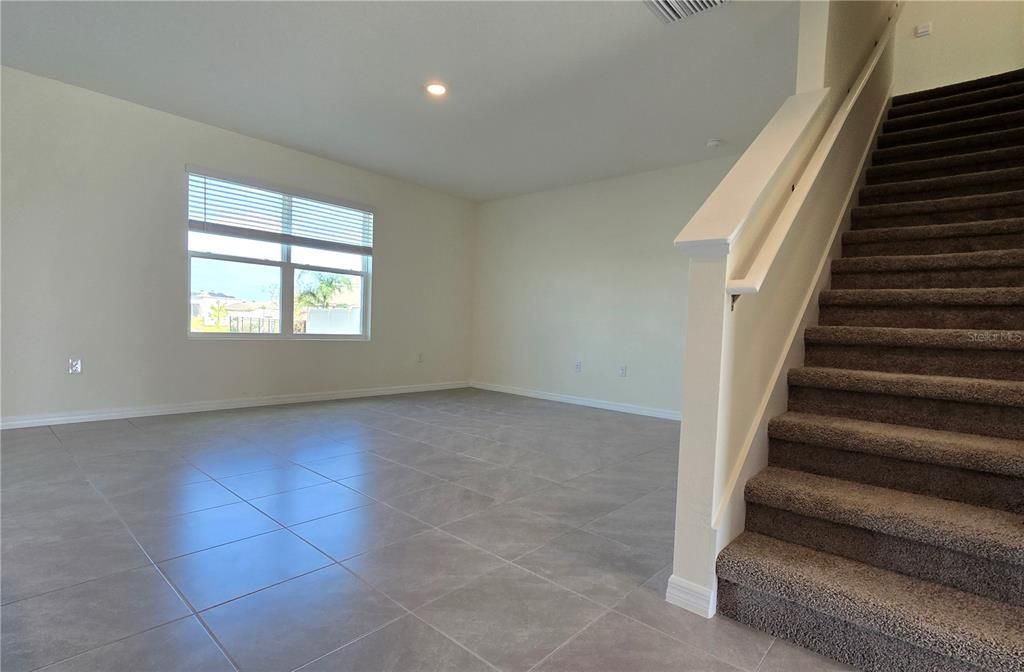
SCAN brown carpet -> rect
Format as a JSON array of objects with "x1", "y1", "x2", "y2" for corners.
[{"x1": 716, "y1": 68, "x2": 1024, "y2": 672}]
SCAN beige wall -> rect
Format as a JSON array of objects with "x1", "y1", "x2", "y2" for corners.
[
  {"x1": 471, "y1": 156, "x2": 738, "y2": 416},
  {"x1": 1, "y1": 67, "x2": 477, "y2": 423},
  {"x1": 824, "y1": 1, "x2": 895, "y2": 96},
  {"x1": 894, "y1": 0, "x2": 1024, "y2": 95}
]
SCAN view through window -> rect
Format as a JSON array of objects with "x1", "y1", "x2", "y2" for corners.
[{"x1": 187, "y1": 172, "x2": 373, "y2": 338}]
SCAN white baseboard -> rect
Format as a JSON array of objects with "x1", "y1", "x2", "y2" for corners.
[
  {"x1": 0, "y1": 381, "x2": 470, "y2": 429},
  {"x1": 665, "y1": 574, "x2": 717, "y2": 618},
  {"x1": 2, "y1": 379, "x2": 682, "y2": 430},
  {"x1": 468, "y1": 381, "x2": 681, "y2": 421}
]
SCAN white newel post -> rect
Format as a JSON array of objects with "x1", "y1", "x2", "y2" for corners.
[{"x1": 667, "y1": 252, "x2": 733, "y2": 618}]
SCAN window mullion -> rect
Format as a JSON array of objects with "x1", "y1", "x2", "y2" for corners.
[{"x1": 282, "y1": 195, "x2": 294, "y2": 336}]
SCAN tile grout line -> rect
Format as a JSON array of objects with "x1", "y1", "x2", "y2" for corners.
[
  {"x1": 43, "y1": 428, "x2": 244, "y2": 672},
  {"x1": 28, "y1": 615, "x2": 207, "y2": 672},
  {"x1": 13, "y1": 396, "x2": 682, "y2": 672},
  {"x1": 524, "y1": 605, "x2": 614, "y2": 672},
  {"x1": 754, "y1": 637, "x2": 778, "y2": 672}
]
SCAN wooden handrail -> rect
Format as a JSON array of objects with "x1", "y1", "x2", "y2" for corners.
[
  {"x1": 674, "y1": 89, "x2": 830, "y2": 257},
  {"x1": 726, "y1": 2, "x2": 903, "y2": 298}
]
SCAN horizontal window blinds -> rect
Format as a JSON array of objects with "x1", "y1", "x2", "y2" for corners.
[{"x1": 188, "y1": 173, "x2": 374, "y2": 256}]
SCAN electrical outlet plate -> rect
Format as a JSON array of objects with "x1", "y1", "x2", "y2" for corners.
[
  {"x1": 574, "y1": 360, "x2": 582, "y2": 373},
  {"x1": 618, "y1": 365, "x2": 628, "y2": 377},
  {"x1": 914, "y1": 22, "x2": 932, "y2": 38},
  {"x1": 68, "y1": 358, "x2": 82, "y2": 374}
]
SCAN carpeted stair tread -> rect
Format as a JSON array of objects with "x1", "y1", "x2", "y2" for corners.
[
  {"x1": 788, "y1": 367, "x2": 1024, "y2": 408},
  {"x1": 873, "y1": 127, "x2": 1024, "y2": 165},
  {"x1": 884, "y1": 94, "x2": 1024, "y2": 134},
  {"x1": 891, "y1": 72, "x2": 1024, "y2": 113},
  {"x1": 859, "y1": 166, "x2": 1024, "y2": 204},
  {"x1": 878, "y1": 109, "x2": 1024, "y2": 149},
  {"x1": 841, "y1": 218, "x2": 1024, "y2": 257},
  {"x1": 892, "y1": 68, "x2": 1024, "y2": 105},
  {"x1": 746, "y1": 466, "x2": 1024, "y2": 565},
  {"x1": 832, "y1": 248, "x2": 1024, "y2": 273},
  {"x1": 717, "y1": 532, "x2": 1024, "y2": 672},
  {"x1": 843, "y1": 217, "x2": 1024, "y2": 244},
  {"x1": 821, "y1": 286, "x2": 1024, "y2": 307},
  {"x1": 768, "y1": 411, "x2": 1024, "y2": 478},
  {"x1": 852, "y1": 189, "x2": 1024, "y2": 225},
  {"x1": 719, "y1": 68, "x2": 1024, "y2": 669},
  {"x1": 866, "y1": 145, "x2": 1024, "y2": 185},
  {"x1": 804, "y1": 325, "x2": 1024, "y2": 350}
]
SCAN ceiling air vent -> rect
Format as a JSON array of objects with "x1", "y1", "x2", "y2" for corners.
[{"x1": 644, "y1": 0, "x2": 728, "y2": 23}]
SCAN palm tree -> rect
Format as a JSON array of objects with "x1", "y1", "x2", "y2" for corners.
[
  {"x1": 296, "y1": 273, "x2": 352, "y2": 309},
  {"x1": 208, "y1": 301, "x2": 229, "y2": 327}
]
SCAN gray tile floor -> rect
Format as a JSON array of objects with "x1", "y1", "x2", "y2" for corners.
[{"x1": 1, "y1": 389, "x2": 853, "y2": 671}]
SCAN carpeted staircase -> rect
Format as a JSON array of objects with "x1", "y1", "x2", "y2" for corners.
[{"x1": 715, "y1": 69, "x2": 1024, "y2": 672}]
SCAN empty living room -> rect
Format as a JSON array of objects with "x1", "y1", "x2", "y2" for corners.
[{"x1": 2, "y1": 1, "x2": 1023, "y2": 671}]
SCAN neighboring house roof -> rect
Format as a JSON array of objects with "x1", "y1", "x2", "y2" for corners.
[{"x1": 191, "y1": 291, "x2": 237, "y2": 300}]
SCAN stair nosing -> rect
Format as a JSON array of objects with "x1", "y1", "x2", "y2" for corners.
[
  {"x1": 769, "y1": 410, "x2": 1024, "y2": 478},
  {"x1": 852, "y1": 188, "x2": 1024, "y2": 220},
  {"x1": 820, "y1": 286, "x2": 1024, "y2": 306},
  {"x1": 872, "y1": 127, "x2": 1024, "y2": 163},
  {"x1": 843, "y1": 217, "x2": 1024, "y2": 243},
  {"x1": 867, "y1": 144, "x2": 1024, "y2": 181},
  {"x1": 884, "y1": 93, "x2": 1024, "y2": 133},
  {"x1": 717, "y1": 532, "x2": 1024, "y2": 670},
  {"x1": 831, "y1": 248, "x2": 1024, "y2": 273},
  {"x1": 788, "y1": 366, "x2": 1024, "y2": 408},
  {"x1": 745, "y1": 466, "x2": 1024, "y2": 565},
  {"x1": 804, "y1": 325, "x2": 1024, "y2": 350},
  {"x1": 891, "y1": 68, "x2": 1024, "y2": 107},
  {"x1": 878, "y1": 109, "x2": 1024, "y2": 148},
  {"x1": 860, "y1": 166, "x2": 1024, "y2": 199}
]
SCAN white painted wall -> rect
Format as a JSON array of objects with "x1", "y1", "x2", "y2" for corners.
[
  {"x1": 1, "y1": 67, "x2": 477, "y2": 424},
  {"x1": 470, "y1": 156, "x2": 738, "y2": 416},
  {"x1": 894, "y1": 0, "x2": 1024, "y2": 95},
  {"x1": 797, "y1": 1, "x2": 896, "y2": 102}
]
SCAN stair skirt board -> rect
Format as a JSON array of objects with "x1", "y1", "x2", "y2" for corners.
[{"x1": 716, "y1": 67, "x2": 1024, "y2": 672}]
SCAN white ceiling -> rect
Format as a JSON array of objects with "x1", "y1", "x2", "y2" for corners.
[{"x1": 1, "y1": 1, "x2": 798, "y2": 200}]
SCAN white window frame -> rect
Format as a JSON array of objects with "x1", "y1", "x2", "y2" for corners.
[{"x1": 185, "y1": 167, "x2": 373, "y2": 341}]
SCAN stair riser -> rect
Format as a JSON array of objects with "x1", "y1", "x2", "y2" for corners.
[
  {"x1": 803, "y1": 343, "x2": 1024, "y2": 380},
  {"x1": 872, "y1": 128, "x2": 1024, "y2": 165},
  {"x1": 768, "y1": 441, "x2": 1024, "y2": 514},
  {"x1": 866, "y1": 148, "x2": 1024, "y2": 185},
  {"x1": 716, "y1": 581, "x2": 987, "y2": 672},
  {"x1": 843, "y1": 232, "x2": 1024, "y2": 257},
  {"x1": 860, "y1": 177, "x2": 1024, "y2": 206},
  {"x1": 878, "y1": 112, "x2": 1024, "y2": 149},
  {"x1": 787, "y1": 386, "x2": 1024, "y2": 439},
  {"x1": 746, "y1": 505, "x2": 1022, "y2": 606},
  {"x1": 884, "y1": 95, "x2": 1024, "y2": 133},
  {"x1": 852, "y1": 203, "x2": 1024, "y2": 230},
  {"x1": 830, "y1": 267, "x2": 1024, "y2": 289},
  {"x1": 891, "y1": 79, "x2": 1024, "y2": 116},
  {"x1": 819, "y1": 305, "x2": 1024, "y2": 330},
  {"x1": 869, "y1": 158, "x2": 1024, "y2": 186}
]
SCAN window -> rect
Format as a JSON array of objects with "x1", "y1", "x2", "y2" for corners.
[{"x1": 187, "y1": 171, "x2": 372, "y2": 338}]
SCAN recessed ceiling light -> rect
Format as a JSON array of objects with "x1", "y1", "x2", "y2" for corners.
[{"x1": 425, "y1": 81, "x2": 448, "y2": 97}]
